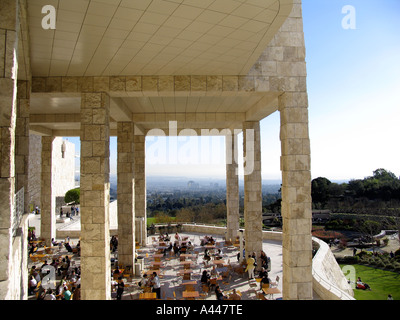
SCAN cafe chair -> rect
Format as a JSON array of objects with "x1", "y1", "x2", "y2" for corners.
[{"x1": 258, "y1": 293, "x2": 268, "y2": 300}]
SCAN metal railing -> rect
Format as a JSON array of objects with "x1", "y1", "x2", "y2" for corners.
[{"x1": 12, "y1": 187, "x2": 24, "y2": 237}]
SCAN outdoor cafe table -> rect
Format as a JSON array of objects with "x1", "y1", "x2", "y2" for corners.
[
  {"x1": 151, "y1": 262, "x2": 164, "y2": 269},
  {"x1": 44, "y1": 246, "x2": 58, "y2": 254},
  {"x1": 144, "y1": 269, "x2": 160, "y2": 276},
  {"x1": 139, "y1": 292, "x2": 157, "y2": 300},
  {"x1": 181, "y1": 280, "x2": 197, "y2": 291},
  {"x1": 178, "y1": 269, "x2": 193, "y2": 275},
  {"x1": 180, "y1": 254, "x2": 195, "y2": 261},
  {"x1": 212, "y1": 260, "x2": 226, "y2": 266},
  {"x1": 153, "y1": 254, "x2": 164, "y2": 261},
  {"x1": 262, "y1": 287, "x2": 281, "y2": 299},
  {"x1": 182, "y1": 291, "x2": 199, "y2": 299}
]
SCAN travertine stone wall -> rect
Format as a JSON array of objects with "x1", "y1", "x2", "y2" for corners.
[
  {"x1": 15, "y1": 80, "x2": 30, "y2": 212},
  {"x1": 27, "y1": 134, "x2": 41, "y2": 209},
  {"x1": 40, "y1": 136, "x2": 55, "y2": 246},
  {"x1": 117, "y1": 122, "x2": 135, "y2": 270},
  {"x1": 80, "y1": 92, "x2": 111, "y2": 300},
  {"x1": 275, "y1": 0, "x2": 313, "y2": 300},
  {"x1": 28, "y1": 136, "x2": 76, "y2": 213},
  {"x1": 52, "y1": 137, "x2": 76, "y2": 199},
  {"x1": 279, "y1": 91, "x2": 312, "y2": 300},
  {"x1": 225, "y1": 134, "x2": 239, "y2": 242},
  {"x1": 32, "y1": 74, "x2": 264, "y2": 97},
  {"x1": 243, "y1": 121, "x2": 263, "y2": 263},
  {"x1": 0, "y1": 0, "x2": 18, "y2": 296},
  {"x1": 134, "y1": 133, "x2": 146, "y2": 246}
]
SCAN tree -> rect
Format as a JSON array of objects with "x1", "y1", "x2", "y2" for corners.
[
  {"x1": 311, "y1": 177, "x2": 332, "y2": 207},
  {"x1": 372, "y1": 168, "x2": 397, "y2": 182},
  {"x1": 65, "y1": 188, "x2": 80, "y2": 204}
]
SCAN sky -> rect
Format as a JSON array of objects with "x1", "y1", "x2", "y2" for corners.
[{"x1": 66, "y1": 0, "x2": 400, "y2": 182}]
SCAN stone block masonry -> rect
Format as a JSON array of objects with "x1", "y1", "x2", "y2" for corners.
[
  {"x1": 243, "y1": 121, "x2": 263, "y2": 263},
  {"x1": 80, "y1": 92, "x2": 111, "y2": 300},
  {"x1": 225, "y1": 134, "x2": 239, "y2": 242},
  {"x1": 117, "y1": 122, "x2": 135, "y2": 271}
]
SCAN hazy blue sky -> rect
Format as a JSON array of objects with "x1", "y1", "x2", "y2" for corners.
[{"x1": 66, "y1": 0, "x2": 400, "y2": 182}]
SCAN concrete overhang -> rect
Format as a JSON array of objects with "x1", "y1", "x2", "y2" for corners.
[
  {"x1": 27, "y1": 0, "x2": 293, "y2": 77},
  {"x1": 26, "y1": 0, "x2": 294, "y2": 136}
]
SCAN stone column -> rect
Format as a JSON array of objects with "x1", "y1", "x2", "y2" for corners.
[
  {"x1": 133, "y1": 133, "x2": 146, "y2": 246},
  {"x1": 40, "y1": 136, "x2": 55, "y2": 245},
  {"x1": 242, "y1": 121, "x2": 263, "y2": 263},
  {"x1": 80, "y1": 92, "x2": 111, "y2": 300},
  {"x1": 0, "y1": 0, "x2": 18, "y2": 298},
  {"x1": 225, "y1": 133, "x2": 239, "y2": 242},
  {"x1": 117, "y1": 122, "x2": 135, "y2": 270},
  {"x1": 279, "y1": 91, "x2": 313, "y2": 300},
  {"x1": 15, "y1": 80, "x2": 30, "y2": 213}
]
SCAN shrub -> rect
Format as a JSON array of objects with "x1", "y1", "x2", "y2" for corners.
[
  {"x1": 339, "y1": 255, "x2": 359, "y2": 264},
  {"x1": 64, "y1": 188, "x2": 80, "y2": 204}
]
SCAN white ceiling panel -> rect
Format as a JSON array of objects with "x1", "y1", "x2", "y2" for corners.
[{"x1": 27, "y1": 0, "x2": 294, "y2": 77}]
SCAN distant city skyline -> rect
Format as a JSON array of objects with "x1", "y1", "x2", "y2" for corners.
[{"x1": 66, "y1": 0, "x2": 400, "y2": 183}]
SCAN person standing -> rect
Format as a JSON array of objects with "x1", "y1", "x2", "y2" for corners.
[
  {"x1": 152, "y1": 272, "x2": 161, "y2": 299},
  {"x1": 116, "y1": 277, "x2": 125, "y2": 300},
  {"x1": 245, "y1": 255, "x2": 255, "y2": 280}
]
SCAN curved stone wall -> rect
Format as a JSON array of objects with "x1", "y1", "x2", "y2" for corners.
[{"x1": 312, "y1": 237, "x2": 355, "y2": 300}]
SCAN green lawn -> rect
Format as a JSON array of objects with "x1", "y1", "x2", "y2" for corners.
[
  {"x1": 340, "y1": 264, "x2": 400, "y2": 300},
  {"x1": 146, "y1": 217, "x2": 176, "y2": 226}
]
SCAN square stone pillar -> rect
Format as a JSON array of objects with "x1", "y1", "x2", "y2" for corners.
[
  {"x1": 117, "y1": 122, "x2": 135, "y2": 270},
  {"x1": 243, "y1": 121, "x2": 263, "y2": 262},
  {"x1": 279, "y1": 91, "x2": 313, "y2": 300},
  {"x1": 80, "y1": 92, "x2": 111, "y2": 300},
  {"x1": 133, "y1": 133, "x2": 146, "y2": 246},
  {"x1": 40, "y1": 136, "x2": 55, "y2": 245},
  {"x1": 225, "y1": 133, "x2": 239, "y2": 242},
  {"x1": 0, "y1": 0, "x2": 18, "y2": 294},
  {"x1": 15, "y1": 80, "x2": 30, "y2": 213}
]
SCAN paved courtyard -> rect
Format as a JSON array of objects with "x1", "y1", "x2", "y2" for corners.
[{"x1": 28, "y1": 212, "x2": 283, "y2": 300}]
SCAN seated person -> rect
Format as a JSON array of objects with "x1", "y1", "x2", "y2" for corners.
[
  {"x1": 28, "y1": 275, "x2": 37, "y2": 295},
  {"x1": 229, "y1": 289, "x2": 241, "y2": 300},
  {"x1": 29, "y1": 243, "x2": 37, "y2": 255},
  {"x1": 258, "y1": 267, "x2": 268, "y2": 279},
  {"x1": 201, "y1": 270, "x2": 210, "y2": 286},
  {"x1": 180, "y1": 243, "x2": 187, "y2": 254},
  {"x1": 260, "y1": 274, "x2": 271, "y2": 290},
  {"x1": 215, "y1": 286, "x2": 227, "y2": 300},
  {"x1": 203, "y1": 249, "x2": 211, "y2": 262},
  {"x1": 214, "y1": 249, "x2": 223, "y2": 259},
  {"x1": 187, "y1": 241, "x2": 194, "y2": 252},
  {"x1": 356, "y1": 277, "x2": 371, "y2": 290},
  {"x1": 173, "y1": 243, "x2": 180, "y2": 256},
  {"x1": 139, "y1": 274, "x2": 150, "y2": 289},
  {"x1": 64, "y1": 242, "x2": 73, "y2": 252}
]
